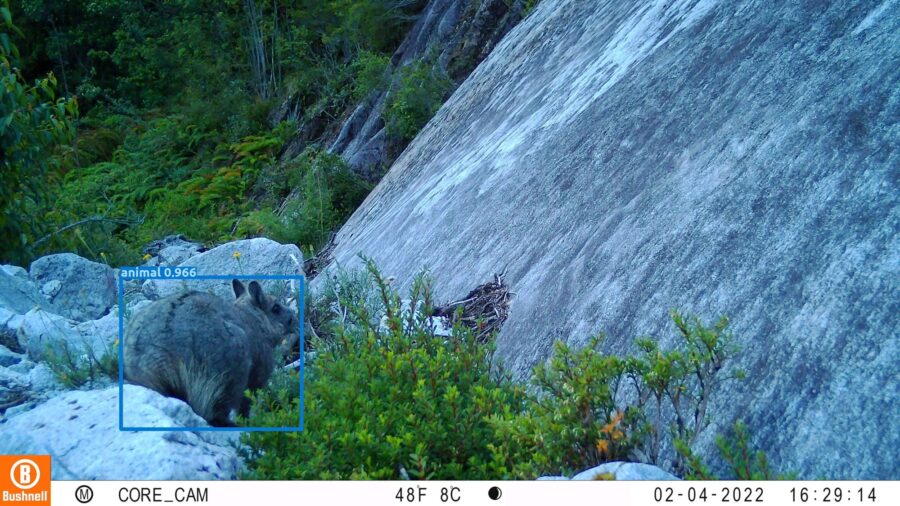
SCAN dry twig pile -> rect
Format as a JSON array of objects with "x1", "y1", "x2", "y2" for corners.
[{"x1": 433, "y1": 272, "x2": 512, "y2": 343}]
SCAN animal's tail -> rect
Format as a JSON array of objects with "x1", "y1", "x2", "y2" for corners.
[{"x1": 171, "y1": 361, "x2": 226, "y2": 425}]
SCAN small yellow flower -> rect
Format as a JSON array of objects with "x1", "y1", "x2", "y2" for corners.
[
  {"x1": 142, "y1": 253, "x2": 152, "y2": 261},
  {"x1": 233, "y1": 251, "x2": 242, "y2": 259}
]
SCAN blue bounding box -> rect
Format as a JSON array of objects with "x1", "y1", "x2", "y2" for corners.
[{"x1": 117, "y1": 272, "x2": 304, "y2": 432}]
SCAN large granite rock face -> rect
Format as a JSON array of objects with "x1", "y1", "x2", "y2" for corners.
[
  {"x1": 325, "y1": 0, "x2": 525, "y2": 179},
  {"x1": 325, "y1": 0, "x2": 899, "y2": 479}
]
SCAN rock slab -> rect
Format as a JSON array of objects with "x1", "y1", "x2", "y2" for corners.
[
  {"x1": 325, "y1": 0, "x2": 900, "y2": 479},
  {"x1": 0, "y1": 385, "x2": 241, "y2": 479}
]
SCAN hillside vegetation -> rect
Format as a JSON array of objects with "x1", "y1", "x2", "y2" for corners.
[{"x1": 2, "y1": 0, "x2": 439, "y2": 265}]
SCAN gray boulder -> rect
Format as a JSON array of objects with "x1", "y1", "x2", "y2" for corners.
[
  {"x1": 24, "y1": 362, "x2": 64, "y2": 397},
  {"x1": 16, "y1": 309, "x2": 91, "y2": 362},
  {"x1": 0, "y1": 269, "x2": 50, "y2": 316},
  {"x1": 0, "y1": 367, "x2": 31, "y2": 415},
  {"x1": 29, "y1": 253, "x2": 117, "y2": 322},
  {"x1": 141, "y1": 238, "x2": 303, "y2": 303},
  {"x1": 0, "y1": 360, "x2": 64, "y2": 420},
  {"x1": 0, "y1": 307, "x2": 26, "y2": 352},
  {"x1": 75, "y1": 299, "x2": 149, "y2": 354},
  {"x1": 0, "y1": 385, "x2": 242, "y2": 479},
  {"x1": 142, "y1": 235, "x2": 206, "y2": 266},
  {"x1": 0, "y1": 344, "x2": 23, "y2": 367},
  {"x1": 326, "y1": 0, "x2": 526, "y2": 179},
  {"x1": 325, "y1": 0, "x2": 900, "y2": 479},
  {"x1": 14, "y1": 301, "x2": 147, "y2": 387},
  {"x1": 538, "y1": 462, "x2": 679, "y2": 480},
  {"x1": 1, "y1": 265, "x2": 29, "y2": 279}
]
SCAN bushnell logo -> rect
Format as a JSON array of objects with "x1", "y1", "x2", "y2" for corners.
[{"x1": 0, "y1": 455, "x2": 51, "y2": 505}]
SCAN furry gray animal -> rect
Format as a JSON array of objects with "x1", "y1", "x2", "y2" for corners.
[{"x1": 124, "y1": 279, "x2": 297, "y2": 426}]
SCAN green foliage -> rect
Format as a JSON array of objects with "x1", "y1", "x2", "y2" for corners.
[
  {"x1": 627, "y1": 312, "x2": 743, "y2": 474},
  {"x1": 487, "y1": 337, "x2": 641, "y2": 478},
  {"x1": 1, "y1": 1, "x2": 77, "y2": 264},
  {"x1": 242, "y1": 260, "x2": 765, "y2": 480},
  {"x1": 307, "y1": 265, "x2": 386, "y2": 347},
  {"x1": 45, "y1": 338, "x2": 119, "y2": 389},
  {"x1": 676, "y1": 421, "x2": 796, "y2": 480},
  {"x1": 5, "y1": 0, "x2": 419, "y2": 266},
  {"x1": 384, "y1": 59, "x2": 453, "y2": 143},
  {"x1": 241, "y1": 148, "x2": 371, "y2": 251},
  {"x1": 241, "y1": 260, "x2": 526, "y2": 479},
  {"x1": 351, "y1": 50, "x2": 391, "y2": 101},
  {"x1": 502, "y1": 0, "x2": 541, "y2": 16},
  {"x1": 486, "y1": 311, "x2": 741, "y2": 479}
]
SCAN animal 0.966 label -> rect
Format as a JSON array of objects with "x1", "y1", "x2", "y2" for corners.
[{"x1": 119, "y1": 266, "x2": 199, "y2": 279}]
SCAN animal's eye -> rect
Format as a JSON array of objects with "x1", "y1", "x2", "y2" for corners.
[{"x1": 272, "y1": 304, "x2": 281, "y2": 314}]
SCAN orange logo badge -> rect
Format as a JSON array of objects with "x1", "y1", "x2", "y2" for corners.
[{"x1": 0, "y1": 455, "x2": 51, "y2": 505}]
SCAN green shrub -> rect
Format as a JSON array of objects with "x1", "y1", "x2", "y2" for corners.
[
  {"x1": 241, "y1": 261, "x2": 526, "y2": 479},
  {"x1": 306, "y1": 265, "x2": 386, "y2": 348},
  {"x1": 242, "y1": 259, "x2": 763, "y2": 480},
  {"x1": 486, "y1": 337, "x2": 641, "y2": 478},
  {"x1": 45, "y1": 339, "x2": 119, "y2": 389},
  {"x1": 244, "y1": 148, "x2": 371, "y2": 252},
  {"x1": 488, "y1": 312, "x2": 742, "y2": 479},
  {"x1": 676, "y1": 421, "x2": 796, "y2": 480},
  {"x1": 384, "y1": 59, "x2": 453, "y2": 143},
  {"x1": 352, "y1": 51, "x2": 391, "y2": 101},
  {"x1": 36, "y1": 115, "x2": 300, "y2": 262}
]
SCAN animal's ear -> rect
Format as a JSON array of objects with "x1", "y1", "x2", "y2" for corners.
[
  {"x1": 232, "y1": 279, "x2": 246, "y2": 299},
  {"x1": 248, "y1": 281, "x2": 266, "y2": 308}
]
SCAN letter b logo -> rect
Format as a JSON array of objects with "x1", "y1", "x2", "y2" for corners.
[{"x1": 12, "y1": 459, "x2": 40, "y2": 489}]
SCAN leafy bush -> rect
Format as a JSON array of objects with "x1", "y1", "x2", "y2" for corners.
[
  {"x1": 352, "y1": 51, "x2": 391, "y2": 101},
  {"x1": 489, "y1": 312, "x2": 742, "y2": 478},
  {"x1": 676, "y1": 421, "x2": 796, "y2": 480},
  {"x1": 7, "y1": 0, "x2": 427, "y2": 267},
  {"x1": 486, "y1": 337, "x2": 642, "y2": 478},
  {"x1": 306, "y1": 265, "x2": 387, "y2": 347},
  {"x1": 37, "y1": 115, "x2": 297, "y2": 263},
  {"x1": 242, "y1": 260, "x2": 765, "y2": 480},
  {"x1": 241, "y1": 261, "x2": 526, "y2": 479},
  {"x1": 242, "y1": 148, "x2": 371, "y2": 251},
  {"x1": 384, "y1": 59, "x2": 453, "y2": 143}
]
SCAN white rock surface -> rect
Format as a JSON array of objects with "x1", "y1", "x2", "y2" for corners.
[
  {"x1": 539, "y1": 461, "x2": 680, "y2": 480},
  {"x1": 0, "y1": 344, "x2": 24, "y2": 367},
  {"x1": 17, "y1": 309, "x2": 81, "y2": 360},
  {"x1": 16, "y1": 309, "x2": 101, "y2": 362},
  {"x1": 571, "y1": 462, "x2": 679, "y2": 481},
  {"x1": 0, "y1": 385, "x2": 242, "y2": 479},
  {"x1": 0, "y1": 307, "x2": 25, "y2": 352}
]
